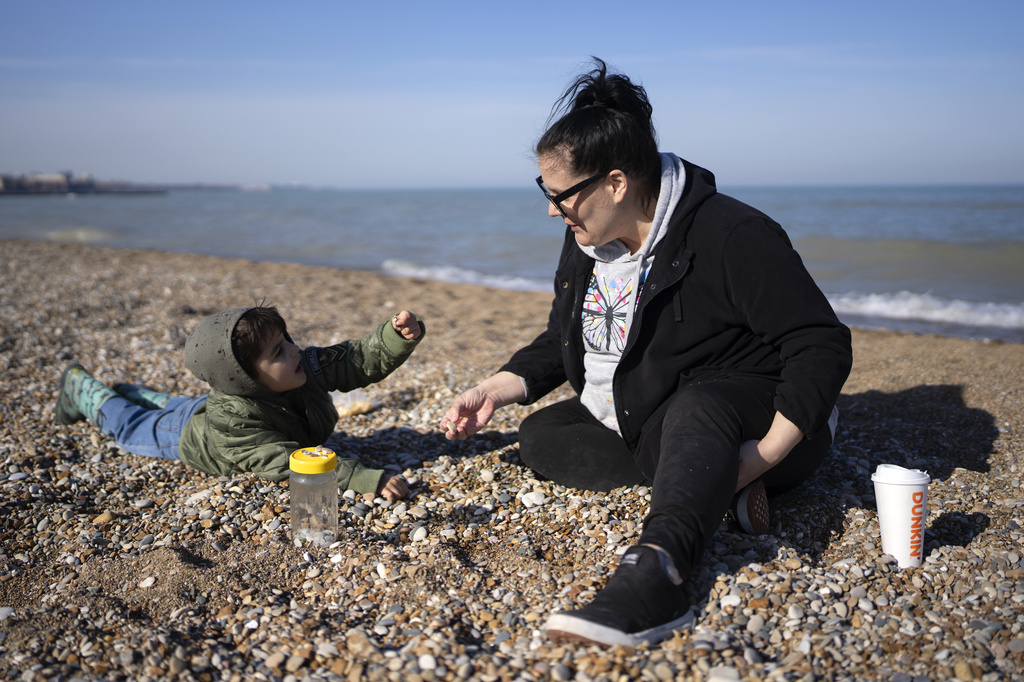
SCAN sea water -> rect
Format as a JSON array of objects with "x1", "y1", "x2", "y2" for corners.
[{"x1": 2, "y1": 184, "x2": 1022, "y2": 341}]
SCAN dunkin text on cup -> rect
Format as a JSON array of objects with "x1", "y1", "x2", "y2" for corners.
[{"x1": 908, "y1": 490, "x2": 925, "y2": 562}]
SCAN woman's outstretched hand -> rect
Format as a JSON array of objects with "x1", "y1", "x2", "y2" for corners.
[{"x1": 440, "y1": 371, "x2": 527, "y2": 441}]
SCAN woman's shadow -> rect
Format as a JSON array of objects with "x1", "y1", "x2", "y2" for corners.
[
  {"x1": 684, "y1": 383, "x2": 999, "y2": 616},
  {"x1": 757, "y1": 383, "x2": 995, "y2": 566}
]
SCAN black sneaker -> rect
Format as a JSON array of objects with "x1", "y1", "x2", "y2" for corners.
[
  {"x1": 544, "y1": 545, "x2": 694, "y2": 648},
  {"x1": 731, "y1": 479, "x2": 770, "y2": 535}
]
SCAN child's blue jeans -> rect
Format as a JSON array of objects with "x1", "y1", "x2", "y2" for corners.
[{"x1": 97, "y1": 396, "x2": 207, "y2": 460}]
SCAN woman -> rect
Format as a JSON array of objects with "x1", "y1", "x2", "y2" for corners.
[{"x1": 440, "y1": 58, "x2": 852, "y2": 648}]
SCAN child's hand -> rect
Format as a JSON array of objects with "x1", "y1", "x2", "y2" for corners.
[
  {"x1": 391, "y1": 311, "x2": 422, "y2": 340},
  {"x1": 377, "y1": 475, "x2": 409, "y2": 502}
]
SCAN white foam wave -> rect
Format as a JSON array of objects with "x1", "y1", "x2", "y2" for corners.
[
  {"x1": 381, "y1": 260, "x2": 548, "y2": 292},
  {"x1": 830, "y1": 291, "x2": 1024, "y2": 330},
  {"x1": 45, "y1": 227, "x2": 116, "y2": 243},
  {"x1": 381, "y1": 261, "x2": 1024, "y2": 341}
]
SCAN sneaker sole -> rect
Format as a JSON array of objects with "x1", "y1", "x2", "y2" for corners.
[
  {"x1": 735, "y1": 479, "x2": 770, "y2": 535},
  {"x1": 544, "y1": 609, "x2": 695, "y2": 649}
]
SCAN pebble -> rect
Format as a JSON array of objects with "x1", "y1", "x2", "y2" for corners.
[
  {"x1": 1, "y1": 241, "x2": 1023, "y2": 682},
  {"x1": 265, "y1": 651, "x2": 286, "y2": 670},
  {"x1": 653, "y1": 662, "x2": 674, "y2": 680},
  {"x1": 520, "y1": 491, "x2": 548, "y2": 508},
  {"x1": 551, "y1": 663, "x2": 573, "y2": 681}
]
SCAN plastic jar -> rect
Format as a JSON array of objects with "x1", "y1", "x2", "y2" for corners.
[{"x1": 289, "y1": 446, "x2": 338, "y2": 547}]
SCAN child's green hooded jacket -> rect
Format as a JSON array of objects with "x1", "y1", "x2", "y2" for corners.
[{"x1": 179, "y1": 308, "x2": 422, "y2": 493}]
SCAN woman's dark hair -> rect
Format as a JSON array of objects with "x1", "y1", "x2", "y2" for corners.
[
  {"x1": 536, "y1": 57, "x2": 661, "y2": 213},
  {"x1": 232, "y1": 305, "x2": 288, "y2": 379}
]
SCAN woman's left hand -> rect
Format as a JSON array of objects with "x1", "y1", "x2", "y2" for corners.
[
  {"x1": 736, "y1": 439, "x2": 774, "y2": 492},
  {"x1": 735, "y1": 412, "x2": 805, "y2": 493}
]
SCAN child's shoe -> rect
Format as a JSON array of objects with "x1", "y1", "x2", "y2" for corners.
[
  {"x1": 55, "y1": 363, "x2": 118, "y2": 426},
  {"x1": 731, "y1": 479, "x2": 770, "y2": 535},
  {"x1": 544, "y1": 545, "x2": 694, "y2": 648},
  {"x1": 112, "y1": 383, "x2": 173, "y2": 410}
]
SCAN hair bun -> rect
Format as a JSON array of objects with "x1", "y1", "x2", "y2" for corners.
[{"x1": 536, "y1": 57, "x2": 660, "y2": 211}]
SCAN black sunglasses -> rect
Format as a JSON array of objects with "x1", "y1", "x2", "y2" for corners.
[{"x1": 535, "y1": 171, "x2": 607, "y2": 218}]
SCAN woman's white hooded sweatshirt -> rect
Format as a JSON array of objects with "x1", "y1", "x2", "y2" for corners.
[{"x1": 578, "y1": 153, "x2": 686, "y2": 434}]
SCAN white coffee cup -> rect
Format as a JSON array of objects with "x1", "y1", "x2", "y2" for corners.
[{"x1": 871, "y1": 464, "x2": 930, "y2": 568}]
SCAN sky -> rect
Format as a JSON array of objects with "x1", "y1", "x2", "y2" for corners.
[{"x1": 2, "y1": 1, "x2": 1022, "y2": 189}]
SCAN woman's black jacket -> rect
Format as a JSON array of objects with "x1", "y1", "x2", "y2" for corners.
[{"x1": 500, "y1": 159, "x2": 853, "y2": 451}]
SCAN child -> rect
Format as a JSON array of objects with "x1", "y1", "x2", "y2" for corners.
[{"x1": 54, "y1": 305, "x2": 424, "y2": 501}]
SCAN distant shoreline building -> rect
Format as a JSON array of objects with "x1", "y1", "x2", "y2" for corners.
[
  {"x1": 0, "y1": 171, "x2": 252, "y2": 196},
  {"x1": 0, "y1": 171, "x2": 169, "y2": 195}
]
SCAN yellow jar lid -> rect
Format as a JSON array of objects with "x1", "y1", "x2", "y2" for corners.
[{"x1": 289, "y1": 446, "x2": 337, "y2": 474}]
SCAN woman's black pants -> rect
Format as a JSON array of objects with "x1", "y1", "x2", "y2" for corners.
[{"x1": 517, "y1": 374, "x2": 834, "y2": 581}]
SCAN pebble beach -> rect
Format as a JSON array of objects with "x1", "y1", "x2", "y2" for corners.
[{"x1": 1, "y1": 238, "x2": 1023, "y2": 681}]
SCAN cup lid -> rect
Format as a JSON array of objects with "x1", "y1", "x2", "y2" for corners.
[
  {"x1": 871, "y1": 463, "x2": 930, "y2": 485},
  {"x1": 290, "y1": 446, "x2": 337, "y2": 474}
]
